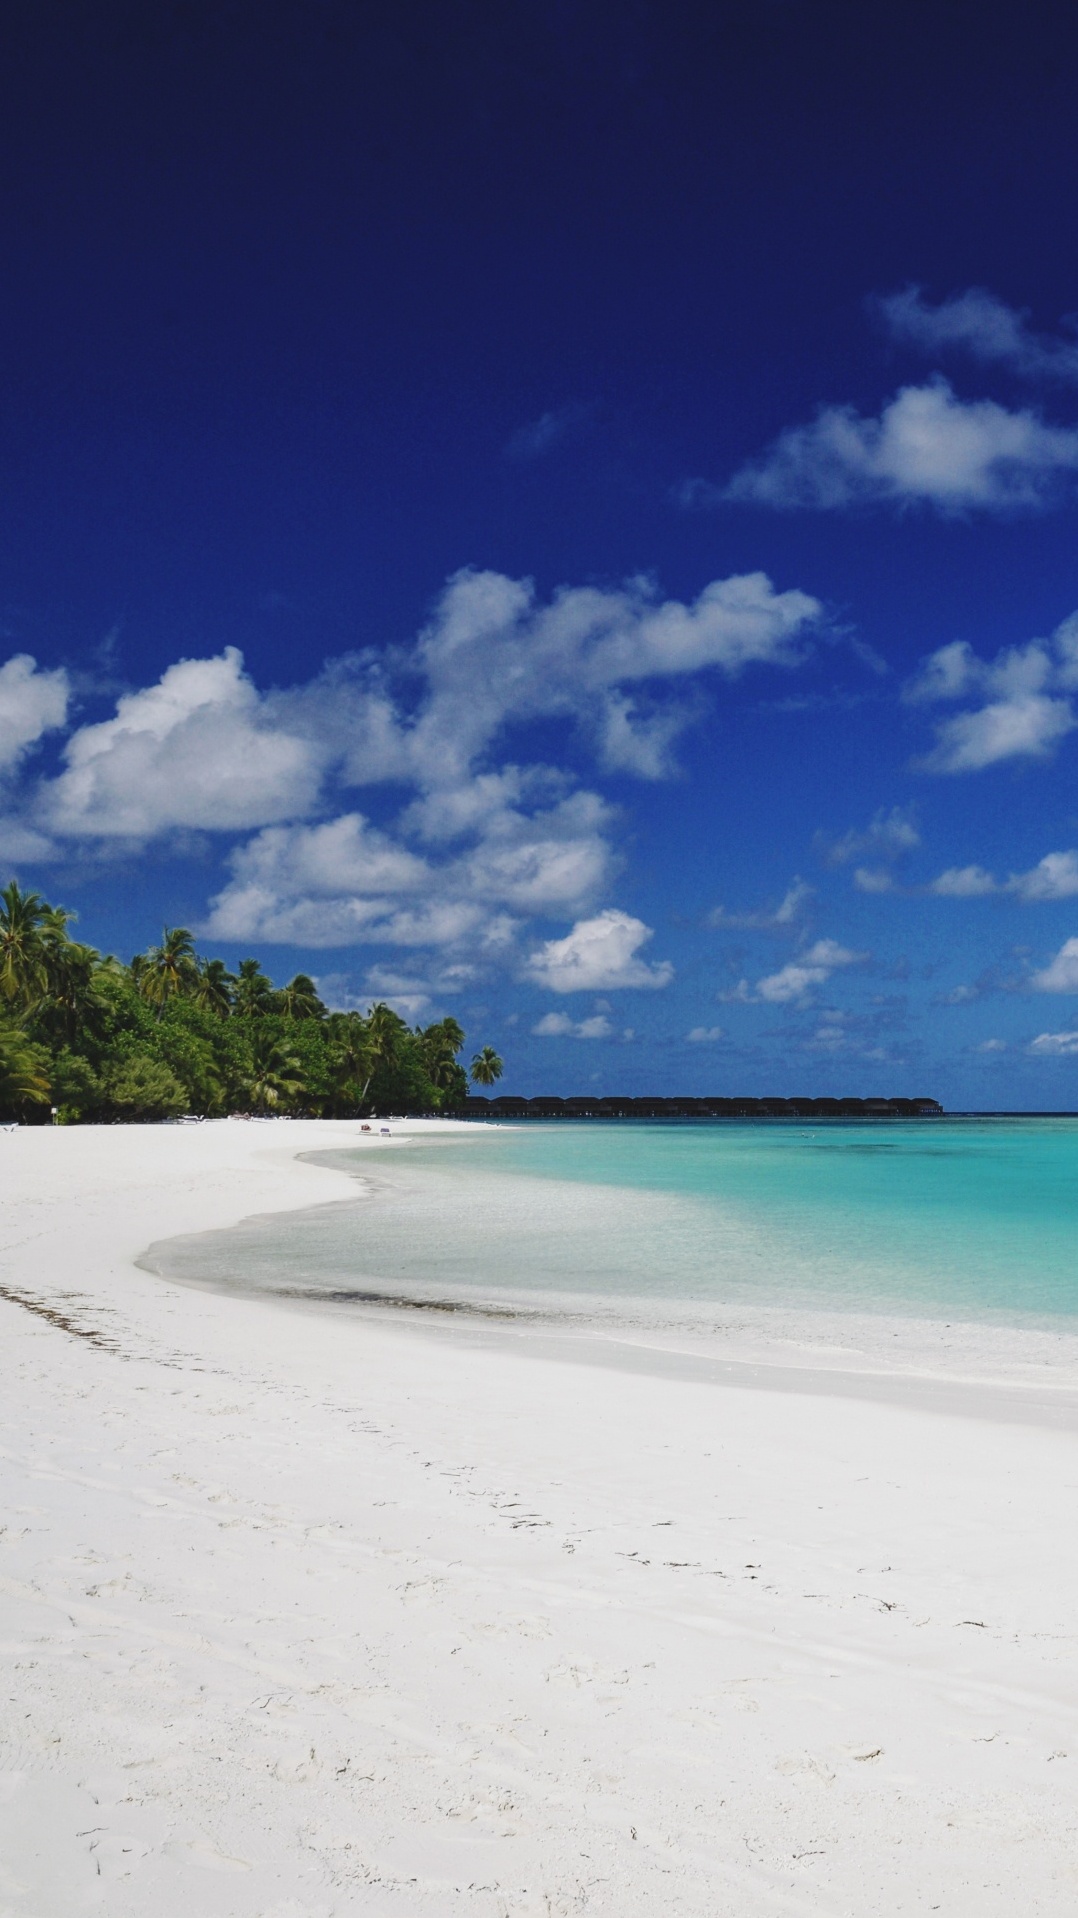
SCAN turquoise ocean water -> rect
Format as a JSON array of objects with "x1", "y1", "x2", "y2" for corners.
[{"x1": 145, "y1": 1119, "x2": 1078, "y2": 1327}]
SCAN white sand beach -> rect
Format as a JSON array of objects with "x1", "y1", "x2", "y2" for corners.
[{"x1": 3, "y1": 1119, "x2": 1078, "y2": 1916}]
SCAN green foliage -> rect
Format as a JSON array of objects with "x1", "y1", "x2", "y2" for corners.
[
  {"x1": 234, "y1": 957, "x2": 275, "y2": 1016},
  {"x1": 470, "y1": 1045, "x2": 504, "y2": 1087},
  {"x1": 107, "y1": 1056, "x2": 189, "y2": 1121},
  {"x1": 274, "y1": 973, "x2": 325, "y2": 1019},
  {"x1": 0, "y1": 879, "x2": 505, "y2": 1123},
  {"x1": 137, "y1": 927, "x2": 198, "y2": 1013},
  {"x1": 418, "y1": 1017, "x2": 466, "y2": 1096},
  {"x1": 436, "y1": 1060, "x2": 469, "y2": 1110},
  {"x1": 193, "y1": 957, "x2": 235, "y2": 1016},
  {"x1": 243, "y1": 1027, "x2": 305, "y2": 1112},
  {"x1": 51, "y1": 1048, "x2": 103, "y2": 1121},
  {"x1": 0, "y1": 883, "x2": 52, "y2": 1008},
  {"x1": 0, "y1": 1017, "x2": 51, "y2": 1115}
]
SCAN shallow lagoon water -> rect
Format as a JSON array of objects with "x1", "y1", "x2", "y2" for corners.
[{"x1": 145, "y1": 1118, "x2": 1078, "y2": 1328}]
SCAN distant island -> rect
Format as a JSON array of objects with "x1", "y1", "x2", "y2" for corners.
[{"x1": 463, "y1": 1095, "x2": 944, "y2": 1119}]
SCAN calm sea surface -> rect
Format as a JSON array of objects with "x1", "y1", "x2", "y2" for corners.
[{"x1": 144, "y1": 1119, "x2": 1078, "y2": 1327}]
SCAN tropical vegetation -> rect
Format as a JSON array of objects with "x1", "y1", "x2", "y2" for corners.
[{"x1": 0, "y1": 880, "x2": 504, "y2": 1124}]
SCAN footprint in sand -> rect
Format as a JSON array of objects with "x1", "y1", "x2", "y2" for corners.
[
  {"x1": 87, "y1": 1832, "x2": 152, "y2": 1880},
  {"x1": 163, "y1": 1836, "x2": 252, "y2": 1871},
  {"x1": 774, "y1": 1752, "x2": 835, "y2": 1785}
]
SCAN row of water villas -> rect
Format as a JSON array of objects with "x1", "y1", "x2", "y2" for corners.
[{"x1": 462, "y1": 1094, "x2": 944, "y2": 1120}]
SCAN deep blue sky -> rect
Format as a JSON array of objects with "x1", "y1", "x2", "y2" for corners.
[{"x1": 4, "y1": 0, "x2": 1078, "y2": 1103}]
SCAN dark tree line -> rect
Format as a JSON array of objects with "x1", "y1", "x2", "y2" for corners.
[{"x1": 0, "y1": 883, "x2": 503, "y2": 1123}]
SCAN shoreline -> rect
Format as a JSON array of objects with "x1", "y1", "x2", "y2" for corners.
[
  {"x1": 145, "y1": 1127, "x2": 1078, "y2": 1412},
  {"x1": 4, "y1": 1119, "x2": 1078, "y2": 1913}
]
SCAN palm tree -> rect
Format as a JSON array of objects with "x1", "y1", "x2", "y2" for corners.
[
  {"x1": 470, "y1": 1045, "x2": 504, "y2": 1087},
  {"x1": 138, "y1": 927, "x2": 198, "y2": 1014},
  {"x1": 276, "y1": 973, "x2": 325, "y2": 1019},
  {"x1": 41, "y1": 936, "x2": 107, "y2": 1043},
  {"x1": 361, "y1": 1001, "x2": 410, "y2": 1097},
  {"x1": 325, "y1": 1013, "x2": 372, "y2": 1113},
  {"x1": 0, "y1": 882, "x2": 51, "y2": 1009},
  {"x1": 0, "y1": 1017, "x2": 50, "y2": 1110},
  {"x1": 434, "y1": 1016, "x2": 465, "y2": 1054},
  {"x1": 40, "y1": 902, "x2": 75, "y2": 946},
  {"x1": 417, "y1": 1016, "x2": 466, "y2": 1092},
  {"x1": 365, "y1": 1001, "x2": 408, "y2": 1059},
  {"x1": 324, "y1": 1001, "x2": 407, "y2": 1113},
  {"x1": 234, "y1": 957, "x2": 274, "y2": 1016},
  {"x1": 193, "y1": 957, "x2": 235, "y2": 1016},
  {"x1": 243, "y1": 1028, "x2": 305, "y2": 1113}
]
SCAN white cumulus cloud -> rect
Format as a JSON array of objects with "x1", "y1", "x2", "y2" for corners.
[
  {"x1": 532, "y1": 1011, "x2": 614, "y2": 1038},
  {"x1": 0, "y1": 655, "x2": 69, "y2": 775},
  {"x1": 19, "y1": 567, "x2": 819, "y2": 851},
  {"x1": 930, "y1": 850, "x2": 1078, "y2": 900},
  {"x1": 813, "y1": 805, "x2": 913, "y2": 893},
  {"x1": 723, "y1": 380, "x2": 1078, "y2": 515},
  {"x1": 1009, "y1": 851, "x2": 1078, "y2": 900},
  {"x1": 878, "y1": 287, "x2": 1078, "y2": 387},
  {"x1": 707, "y1": 878, "x2": 812, "y2": 931},
  {"x1": 1029, "y1": 1028, "x2": 1078, "y2": 1055},
  {"x1": 203, "y1": 788, "x2": 614, "y2": 953},
  {"x1": 0, "y1": 818, "x2": 60, "y2": 863},
  {"x1": 731, "y1": 938, "x2": 866, "y2": 1006},
  {"x1": 525, "y1": 909, "x2": 673, "y2": 994},
  {"x1": 817, "y1": 806, "x2": 920, "y2": 868},
  {"x1": 203, "y1": 814, "x2": 485, "y2": 950},
  {"x1": 930, "y1": 865, "x2": 999, "y2": 897},
  {"x1": 1030, "y1": 938, "x2": 1078, "y2": 993},
  {"x1": 3, "y1": 566, "x2": 826, "y2": 977},
  {"x1": 907, "y1": 613, "x2": 1078, "y2": 772},
  {"x1": 853, "y1": 867, "x2": 896, "y2": 894},
  {"x1": 457, "y1": 792, "x2": 616, "y2": 912},
  {"x1": 686, "y1": 1025, "x2": 725, "y2": 1042},
  {"x1": 404, "y1": 566, "x2": 821, "y2": 788},
  {"x1": 919, "y1": 695, "x2": 1075, "y2": 773},
  {"x1": 42, "y1": 648, "x2": 322, "y2": 838}
]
